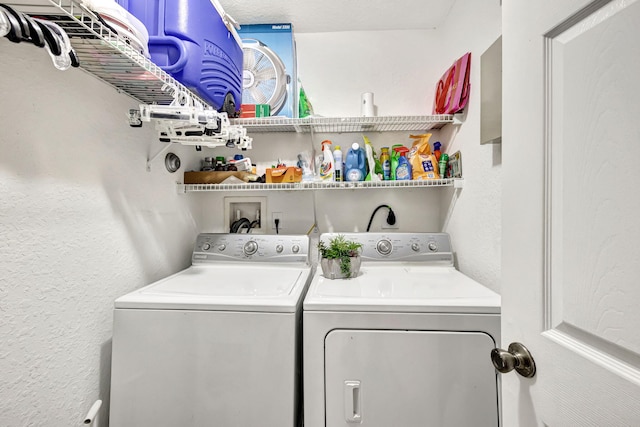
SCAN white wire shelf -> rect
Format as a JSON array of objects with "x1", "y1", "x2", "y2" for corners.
[
  {"x1": 230, "y1": 115, "x2": 457, "y2": 133},
  {"x1": 179, "y1": 178, "x2": 463, "y2": 193},
  {"x1": 9, "y1": 0, "x2": 211, "y2": 107}
]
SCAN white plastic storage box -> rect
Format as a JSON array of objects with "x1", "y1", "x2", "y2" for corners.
[{"x1": 238, "y1": 23, "x2": 298, "y2": 118}]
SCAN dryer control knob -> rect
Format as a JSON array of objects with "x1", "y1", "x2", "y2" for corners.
[
  {"x1": 202, "y1": 243, "x2": 211, "y2": 251},
  {"x1": 292, "y1": 244, "x2": 300, "y2": 254},
  {"x1": 411, "y1": 243, "x2": 420, "y2": 252},
  {"x1": 276, "y1": 244, "x2": 284, "y2": 253},
  {"x1": 376, "y1": 239, "x2": 392, "y2": 256},
  {"x1": 217, "y1": 244, "x2": 226, "y2": 252},
  {"x1": 428, "y1": 242, "x2": 438, "y2": 252},
  {"x1": 243, "y1": 240, "x2": 258, "y2": 256}
]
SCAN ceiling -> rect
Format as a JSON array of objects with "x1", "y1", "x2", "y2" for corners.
[
  {"x1": 5, "y1": 0, "x2": 457, "y2": 33},
  {"x1": 218, "y1": 0, "x2": 458, "y2": 33}
]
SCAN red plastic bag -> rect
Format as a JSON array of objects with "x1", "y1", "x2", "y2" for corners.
[{"x1": 432, "y1": 52, "x2": 471, "y2": 114}]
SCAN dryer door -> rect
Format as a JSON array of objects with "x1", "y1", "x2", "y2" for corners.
[{"x1": 325, "y1": 330, "x2": 499, "y2": 427}]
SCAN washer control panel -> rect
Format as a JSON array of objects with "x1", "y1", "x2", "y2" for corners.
[
  {"x1": 320, "y1": 233, "x2": 454, "y2": 264},
  {"x1": 193, "y1": 234, "x2": 309, "y2": 263}
]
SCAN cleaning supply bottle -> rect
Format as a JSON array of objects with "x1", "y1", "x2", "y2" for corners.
[
  {"x1": 319, "y1": 140, "x2": 334, "y2": 181},
  {"x1": 363, "y1": 136, "x2": 381, "y2": 182},
  {"x1": 433, "y1": 141, "x2": 442, "y2": 163},
  {"x1": 380, "y1": 147, "x2": 391, "y2": 180},
  {"x1": 439, "y1": 153, "x2": 449, "y2": 179},
  {"x1": 394, "y1": 146, "x2": 412, "y2": 180},
  {"x1": 333, "y1": 145, "x2": 343, "y2": 182},
  {"x1": 390, "y1": 144, "x2": 404, "y2": 180},
  {"x1": 345, "y1": 142, "x2": 366, "y2": 181}
]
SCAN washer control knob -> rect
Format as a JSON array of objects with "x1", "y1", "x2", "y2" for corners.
[
  {"x1": 411, "y1": 243, "x2": 420, "y2": 252},
  {"x1": 292, "y1": 244, "x2": 300, "y2": 254},
  {"x1": 202, "y1": 243, "x2": 211, "y2": 251},
  {"x1": 376, "y1": 239, "x2": 392, "y2": 256},
  {"x1": 243, "y1": 240, "x2": 258, "y2": 256},
  {"x1": 217, "y1": 244, "x2": 226, "y2": 252},
  {"x1": 428, "y1": 241, "x2": 438, "y2": 252},
  {"x1": 276, "y1": 244, "x2": 284, "y2": 253}
]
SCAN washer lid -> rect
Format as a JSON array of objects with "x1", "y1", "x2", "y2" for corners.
[
  {"x1": 115, "y1": 264, "x2": 311, "y2": 312},
  {"x1": 303, "y1": 264, "x2": 500, "y2": 314}
]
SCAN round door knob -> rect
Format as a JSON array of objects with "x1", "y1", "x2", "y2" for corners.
[{"x1": 491, "y1": 342, "x2": 536, "y2": 378}]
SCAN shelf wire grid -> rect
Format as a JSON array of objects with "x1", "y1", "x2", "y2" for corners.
[
  {"x1": 181, "y1": 178, "x2": 461, "y2": 193},
  {"x1": 231, "y1": 115, "x2": 455, "y2": 133},
  {"x1": 10, "y1": 0, "x2": 211, "y2": 107}
]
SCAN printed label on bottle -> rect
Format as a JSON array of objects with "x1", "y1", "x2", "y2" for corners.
[
  {"x1": 346, "y1": 169, "x2": 363, "y2": 181},
  {"x1": 320, "y1": 161, "x2": 333, "y2": 179},
  {"x1": 382, "y1": 160, "x2": 391, "y2": 180},
  {"x1": 396, "y1": 166, "x2": 410, "y2": 180}
]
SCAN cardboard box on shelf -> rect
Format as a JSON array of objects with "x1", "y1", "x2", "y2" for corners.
[
  {"x1": 238, "y1": 23, "x2": 297, "y2": 118},
  {"x1": 266, "y1": 166, "x2": 302, "y2": 183},
  {"x1": 240, "y1": 104, "x2": 271, "y2": 118}
]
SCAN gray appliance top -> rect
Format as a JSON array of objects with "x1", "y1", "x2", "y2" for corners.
[
  {"x1": 320, "y1": 232, "x2": 454, "y2": 265},
  {"x1": 192, "y1": 233, "x2": 310, "y2": 264}
]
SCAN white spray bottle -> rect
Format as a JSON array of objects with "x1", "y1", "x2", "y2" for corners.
[
  {"x1": 319, "y1": 140, "x2": 335, "y2": 181},
  {"x1": 363, "y1": 135, "x2": 381, "y2": 182},
  {"x1": 333, "y1": 145, "x2": 343, "y2": 182}
]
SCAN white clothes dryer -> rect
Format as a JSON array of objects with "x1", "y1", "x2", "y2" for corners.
[
  {"x1": 303, "y1": 233, "x2": 501, "y2": 427},
  {"x1": 110, "y1": 234, "x2": 312, "y2": 427}
]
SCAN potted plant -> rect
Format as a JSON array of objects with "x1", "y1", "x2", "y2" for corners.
[{"x1": 318, "y1": 235, "x2": 362, "y2": 279}]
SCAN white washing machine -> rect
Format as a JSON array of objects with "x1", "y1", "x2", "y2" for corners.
[
  {"x1": 303, "y1": 233, "x2": 501, "y2": 427},
  {"x1": 110, "y1": 234, "x2": 312, "y2": 427}
]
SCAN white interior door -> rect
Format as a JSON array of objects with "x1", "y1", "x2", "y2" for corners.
[{"x1": 502, "y1": 0, "x2": 640, "y2": 425}]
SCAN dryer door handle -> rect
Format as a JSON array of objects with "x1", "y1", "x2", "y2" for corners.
[{"x1": 344, "y1": 380, "x2": 362, "y2": 423}]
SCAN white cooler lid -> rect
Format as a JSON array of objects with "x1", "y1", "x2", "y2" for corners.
[
  {"x1": 303, "y1": 264, "x2": 500, "y2": 314},
  {"x1": 116, "y1": 264, "x2": 311, "y2": 313}
]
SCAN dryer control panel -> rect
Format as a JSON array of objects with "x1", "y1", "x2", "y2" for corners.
[
  {"x1": 319, "y1": 233, "x2": 454, "y2": 265},
  {"x1": 192, "y1": 233, "x2": 309, "y2": 263}
]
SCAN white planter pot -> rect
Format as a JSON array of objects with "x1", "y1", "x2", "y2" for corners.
[{"x1": 320, "y1": 256, "x2": 361, "y2": 279}]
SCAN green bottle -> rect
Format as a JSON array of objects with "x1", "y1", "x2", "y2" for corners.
[
  {"x1": 390, "y1": 144, "x2": 404, "y2": 180},
  {"x1": 439, "y1": 153, "x2": 449, "y2": 178}
]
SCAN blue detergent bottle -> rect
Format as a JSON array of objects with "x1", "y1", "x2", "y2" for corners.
[{"x1": 345, "y1": 142, "x2": 366, "y2": 181}]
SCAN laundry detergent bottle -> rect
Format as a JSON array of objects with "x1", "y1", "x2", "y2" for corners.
[
  {"x1": 319, "y1": 140, "x2": 334, "y2": 181},
  {"x1": 394, "y1": 146, "x2": 412, "y2": 180},
  {"x1": 345, "y1": 142, "x2": 366, "y2": 181}
]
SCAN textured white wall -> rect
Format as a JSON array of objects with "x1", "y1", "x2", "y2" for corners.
[
  {"x1": 0, "y1": 43, "x2": 198, "y2": 426},
  {"x1": 436, "y1": 0, "x2": 503, "y2": 293},
  {"x1": 295, "y1": 29, "x2": 440, "y2": 117}
]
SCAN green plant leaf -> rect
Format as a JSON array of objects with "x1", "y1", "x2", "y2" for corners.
[{"x1": 318, "y1": 235, "x2": 362, "y2": 278}]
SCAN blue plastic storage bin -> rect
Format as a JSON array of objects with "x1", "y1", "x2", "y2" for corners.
[{"x1": 121, "y1": 0, "x2": 243, "y2": 114}]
